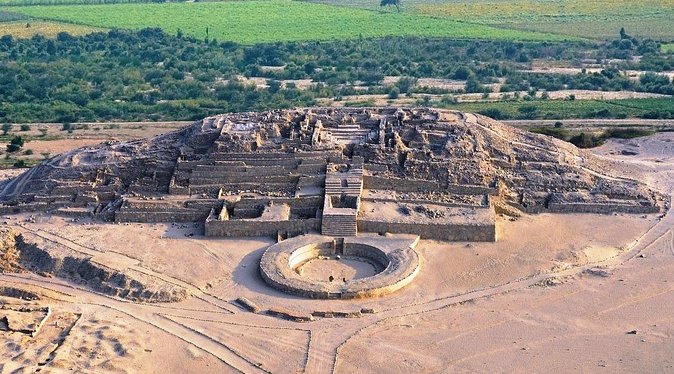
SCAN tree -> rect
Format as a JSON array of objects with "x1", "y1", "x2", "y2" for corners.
[
  {"x1": 388, "y1": 87, "x2": 400, "y2": 99},
  {"x1": 2, "y1": 123, "x2": 11, "y2": 135},
  {"x1": 395, "y1": 76, "x2": 417, "y2": 94},
  {"x1": 380, "y1": 0, "x2": 401, "y2": 12},
  {"x1": 464, "y1": 74, "x2": 484, "y2": 93},
  {"x1": 619, "y1": 27, "x2": 628, "y2": 40},
  {"x1": 7, "y1": 136, "x2": 24, "y2": 153}
]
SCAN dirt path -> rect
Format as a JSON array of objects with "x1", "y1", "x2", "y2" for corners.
[{"x1": 3, "y1": 185, "x2": 671, "y2": 373}]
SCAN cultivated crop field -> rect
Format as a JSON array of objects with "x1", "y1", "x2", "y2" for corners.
[
  {"x1": 310, "y1": 0, "x2": 674, "y2": 40},
  {"x1": 0, "y1": 21, "x2": 101, "y2": 38},
  {"x1": 7, "y1": 1, "x2": 574, "y2": 44}
]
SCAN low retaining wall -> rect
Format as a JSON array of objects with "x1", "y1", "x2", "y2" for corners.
[
  {"x1": 547, "y1": 202, "x2": 660, "y2": 214},
  {"x1": 357, "y1": 220, "x2": 496, "y2": 242},
  {"x1": 364, "y1": 175, "x2": 497, "y2": 195},
  {"x1": 204, "y1": 218, "x2": 320, "y2": 237},
  {"x1": 115, "y1": 210, "x2": 209, "y2": 223}
]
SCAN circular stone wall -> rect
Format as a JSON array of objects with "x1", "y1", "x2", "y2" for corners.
[{"x1": 260, "y1": 234, "x2": 420, "y2": 299}]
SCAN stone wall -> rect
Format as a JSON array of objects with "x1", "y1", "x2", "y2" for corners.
[
  {"x1": 190, "y1": 182, "x2": 296, "y2": 195},
  {"x1": 115, "y1": 210, "x2": 210, "y2": 223},
  {"x1": 364, "y1": 175, "x2": 497, "y2": 195},
  {"x1": 547, "y1": 202, "x2": 660, "y2": 214},
  {"x1": 361, "y1": 197, "x2": 486, "y2": 209},
  {"x1": 259, "y1": 234, "x2": 421, "y2": 299},
  {"x1": 364, "y1": 175, "x2": 440, "y2": 192},
  {"x1": 357, "y1": 220, "x2": 496, "y2": 242},
  {"x1": 204, "y1": 217, "x2": 320, "y2": 237}
]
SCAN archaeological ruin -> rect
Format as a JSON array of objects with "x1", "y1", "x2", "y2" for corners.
[{"x1": 0, "y1": 108, "x2": 664, "y2": 298}]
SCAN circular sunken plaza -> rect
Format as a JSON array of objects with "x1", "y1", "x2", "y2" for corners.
[{"x1": 260, "y1": 234, "x2": 421, "y2": 299}]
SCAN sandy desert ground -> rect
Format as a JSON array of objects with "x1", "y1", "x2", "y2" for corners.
[{"x1": 1, "y1": 131, "x2": 673, "y2": 373}]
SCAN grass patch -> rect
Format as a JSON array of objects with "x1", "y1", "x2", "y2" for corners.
[
  {"x1": 9, "y1": 1, "x2": 576, "y2": 44},
  {"x1": 0, "y1": 21, "x2": 103, "y2": 38},
  {"x1": 662, "y1": 43, "x2": 674, "y2": 53}
]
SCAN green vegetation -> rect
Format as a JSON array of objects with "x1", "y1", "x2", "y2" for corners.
[
  {"x1": 309, "y1": 0, "x2": 674, "y2": 40},
  {"x1": 0, "y1": 29, "x2": 672, "y2": 123},
  {"x1": 0, "y1": 10, "x2": 27, "y2": 22},
  {"x1": 413, "y1": 0, "x2": 674, "y2": 40},
  {"x1": 6, "y1": 135, "x2": 25, "y2": 153},
  {"x1": 8, "y1": 1, "x2": 573, "y2": 44},
  {"x1": 662, "y1": 44, "x2": 674, "y2": 53},
  {"x1": 0, "y1": 21, "x2": 102, "y2": 38},
  {"x1": 530, "y1": 126, "x2": 655, "y2": 148},
  {"x1": 438, "y1": 99, "x2": 674, "y2": 121},
  {"x1": 1, "y1": 0, "x2": 155, "y2": 4}
]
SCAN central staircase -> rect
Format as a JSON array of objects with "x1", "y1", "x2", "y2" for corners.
[{"x1": 321, "y1": 164, "x2": 363, "y2": 237}]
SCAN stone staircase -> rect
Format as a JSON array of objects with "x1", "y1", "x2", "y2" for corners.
[
  {"x1": 321, "y1": 209, "x2": 358, "y2": 237},
  {"x1": 324, "y1": 167, "x2": 363, "y2": 196},
  {"x1": 321, "y1": 164, "x2": 364, "y2": 237},
  {"x1": 323, "y1": 124, "x2": 370, "y2": 145}
]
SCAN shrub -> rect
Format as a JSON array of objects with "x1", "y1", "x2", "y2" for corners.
[
  {"x1": 517, "y1": 105, "x2": 539, "y2": 119},
  {"x1": 440, "y1": 95, "x2": 458, "y2": 105},
  {"x1": 604, "y1": 128, "x2": 653, "y2": 139},
  {"x1": 396, "y1": 77, "x2": 417, "y2": 94},
  {"x1": 10, "y1": 136, "x2": 24, "y2": 147},
  {"x1": 20, "y1": 124, "x2": 30, "y2": 131},
  {"x1": 569, "y1": 132, "x2": 604, "y2": 148},
  {"x1": 478, "y1": 108, "x2": 508, "y2": 120}
]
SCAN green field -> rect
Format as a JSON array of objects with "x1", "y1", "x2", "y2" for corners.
[
  {"x1": 436, "y1": 98, "x2": 674, "y2": 120},
  {"x1": 8, "y1": 1, "x2": 576, "y2": 44},
  {"x1": 4, "y1": 0, "x2": 673, "y2": 42},
  {"x1": 310, "y1": 0, "x2": 674, "y2": 40},
  {"x1": 663, "y1": 44, "x2": 674, "y2": 53},
  {"x1": 0, "y1": 21, "x2": 102, "y2": 38}
]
